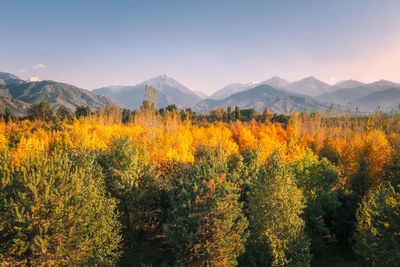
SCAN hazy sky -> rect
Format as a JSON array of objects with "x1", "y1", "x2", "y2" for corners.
[{"x1": 1, "y1": 0, "x2": 400, "y2": 94}]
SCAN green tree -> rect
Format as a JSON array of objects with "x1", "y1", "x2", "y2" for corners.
[
  {"x1": 354, "y1": 182, "x2": 400, "y2": 266},
  {"x1": 0, "y1": 151, "x2": 122, "y2": 265},
  {"x1": 164, "y1": 147, "x2": 248, "y2": 266},
  {"x1": 292, "y1": 153, "x2": 341, "y2": 249},
  {"x1": 97, "y1": 138, "x2": 161, "y2": 241},
  {"x1": 235, "y1": 106, "x2": 241, "y2": 120},
  {"x1": 28, "y1": 100, "x2": 54, "y2": 121},
  {"x1": 227, "y1": 106, "x2": 232, "y2": 121},
  {"x1": 56, "y1": 106, "x2": 73, "y2": 121},
  {"x1": 351, "y1": 157, "x2": 370, "y2": 197},
  {"x1": 245, "y1": 151, "x2": 311, "y2": 266},
  {"x1": 75, "y1": 105, "x2": 91, "y2": 118}
]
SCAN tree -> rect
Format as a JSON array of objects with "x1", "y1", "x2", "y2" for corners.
[
  {"x1": 164, "y1": 147, "x2": 248, "y2": 266},
  {"x1": 141, "y1": 84, "x2": 158, "y2": 111},
  {"x1": 244, "y1": 151, "x2": 311, "y2": 266},
  {"x1": 75, "y1": 105, "x2": 91, "y2": 118},
  {"x1": 235, "y1": 106, "x2": 241, "y2": 120},
  {"x1": 56, "y1": 106, "x2": 73, "y2": 121},
  {"x1": 97, "y1": 138, "x2": 161, "y2": 241},
  {"x1": 351, "y1": 157, "x2": 370, "y2": 197},
  {"x1": 28, "y1": 100, "x2": 54, "y2": 121},
  {"x1": 227, "y1": 106, "x2": 232, "y2": 121},
  {"x1": 3, "y1": 107, "x2": 12, "y2": 123},
  {"x1": 292, "y1": 153, "x2": 341, "y2": 249},
  {"x1": 166, "y1": 104, "x2": 178, "y2": 113},
  {"x1": 0, "y1": 151, "x2": 122, "y2": 265},
  {"x1": 354, "y1": 182, "x2": 400, "y2": 265}
]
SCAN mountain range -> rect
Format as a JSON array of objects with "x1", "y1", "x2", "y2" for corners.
[
  {"x1": 194, "y1": 84, "x2": 330, "y2": 114},
  {"x1": 0, "y1": 71, "x2": 399, "y2": 115},
  {"x1": 0, "y1": 72, "x2": 119, "y2": 114},
  {"x1": 93, "y1": 75, "x2": 201, "y2": 110}
]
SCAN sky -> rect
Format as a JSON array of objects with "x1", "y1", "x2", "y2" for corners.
[{"x1": 1, "y1": 0, "x2": 400, "y2": 94}]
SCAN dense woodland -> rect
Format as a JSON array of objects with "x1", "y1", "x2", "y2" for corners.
[{"x1": 1, "y1": 91, "x2": 400, "y2": 266}]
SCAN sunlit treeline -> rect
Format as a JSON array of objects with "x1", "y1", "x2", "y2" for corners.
[{"x1": 1, "y1": 108, "x2": 397, "y2": 190}]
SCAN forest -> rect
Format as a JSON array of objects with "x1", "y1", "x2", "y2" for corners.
[{"x1": 1, "y1": 96, "x2": 400, "y2": 266}]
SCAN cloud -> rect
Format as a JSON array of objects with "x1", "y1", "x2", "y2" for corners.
[
  {"x1": 33, "y1": 63, "x2": 46, "y2": 70},
  {"x1": 19, "y1": 68, "x2": 26, "y2": 73}
]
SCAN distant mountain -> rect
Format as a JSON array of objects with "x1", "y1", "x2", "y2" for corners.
[
  {"x1": 285, "y1": 76, "x2": 331, "y2": 96},
  {"x1": 209, "y1": 82, "x2": 260, "y2": 100},
  {"x1": 194, "y1": 90, "x2": 208, "y2": 99},
  {"x1": 0, "y1": 80, "x2": 119, "y2": 111},
  {"x1": 192, "y1": 84, "x2": 329, "y2": 114},
  {"x1": 0, "y1": 72, "x2": 25, "y2": 86},
  {"x1": 210, "y1": 76, "x2": 330, "y2": 100},
  {"x1": 332, "y1": 79, "x2": 364, "y2": 90},
  {"x1": 261, "y1": 76, "x2": 290, "y2": 89},
  {"x1": 318, "y1": 80, "x2": 400, "y2": 107},
  {"x1": 93, "y1": 75, "x2": 201, "y2": 109},
  {"x1": 353, "y1": 87, "x2": 400, "y2": 112}
]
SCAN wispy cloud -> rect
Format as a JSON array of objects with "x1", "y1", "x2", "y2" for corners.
[
  {"x1": 19, "y1": 68, "x2": 26, "y2": 73},
  {"x1": 33, "y1": 63, "x2": 46, "y2": 70}
]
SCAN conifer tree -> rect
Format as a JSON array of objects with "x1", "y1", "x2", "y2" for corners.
[
  {"x1": 354, "y1": 182, "x2": 400, "y2": 265},
  {"x1": 292, "y1": 153, "x2": 341, "y2": 249},
  {"x1": 97, "y1": 138, "x2": 161, "y2": 240},
  {"x1": 0, "y1": 151, "x2": 122, "y2": 265},
  {"x1": 164, "y1": 147, "x2": 248, "y2": 266},
  {"x1": 245, "y1": 151, "x2": 311, "y2": 266}
]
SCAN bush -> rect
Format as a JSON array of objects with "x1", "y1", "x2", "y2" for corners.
[{"x1": 0, "y1": 151, "x2": 122, "y2": 265}]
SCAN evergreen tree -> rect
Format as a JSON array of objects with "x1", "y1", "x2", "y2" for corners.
[
  {"x1": 292, "y1": 153, "x2": 341, "y2": 249},
  {"x1": 97, "y1": 138, "x2": 161, "y2": 241},
  {"x1": 235, "y1": 106, "x2": 241, "y2": 120},
  {"x1": 28, "y1": 100, "x2": 54, "y2": 121},
  {"x1": 245, "y1": 151, "x2": 311, "y2": 266},
  {"x1": 351, "y1": 157, "x2": 370, "y2": 197},
  {"x1": 0, "y1": 151, "x2": 122, "y2": 265},
  {"x1": 354, "y1": 182, "x2": 400, "y2": 266},
  {"x1": 164, "y1": 147, "x2": 248, "y2": 266},
  {"x1": 75, "y1": 105, "x2": 91, "y2": 118}
]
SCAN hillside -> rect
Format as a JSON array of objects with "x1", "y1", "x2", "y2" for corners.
[
  {"x1": 318, "y1": 80, "x2": 400, "y2": 107},
  {"x1": 353, "y1": 87, "x2": 400, "y2": 111},
  {"x1": 0, "y1": 80, "x2": 119, "y2": 111}
]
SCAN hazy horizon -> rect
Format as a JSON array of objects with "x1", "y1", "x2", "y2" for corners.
[{"x1": 1, "y1": 0, "x2": 400, "y2": 94}]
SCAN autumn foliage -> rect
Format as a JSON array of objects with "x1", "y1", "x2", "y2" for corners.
[{"x1": 1, "y1": 105, "x2": 400, "y2": 265}]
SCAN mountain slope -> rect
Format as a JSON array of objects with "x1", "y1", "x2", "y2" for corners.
[
  {"x1": 0, "y1": 72, "x2": 26, "y2": 86},
  {"x1": 0, "y1": 81, "x2": 119, "y2": 111},
  {"x1": 0, "y1": 96, "x2": 31, "y2": 115},
  {"x1": 93, "y1": 75, "x2": 201, "y2": 109},
  {"x1": 318, "y1": 80, "x2": 400, "y2": 106},
  {"x1": 332, "y1": 79, "x2": 364, "y2": 90},
  {"x1": 353, "y1": 87, "x2": 400, "y2": 112},
  {"x1": 193, "y1": 84, "x2": 329, "y2": 114},
  {"x1": 261, "y1": 76, "x2": 290, "y2": 89},
  {"x1": 285, "y1": 76, "x2": 331, "y2": 96},
  {"x1": 209, "y1": 82, "x2": 260, "y2": 100}
]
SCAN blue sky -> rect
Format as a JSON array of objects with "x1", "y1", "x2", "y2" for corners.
[{"x1": 1, "y1": 0, "x2": 400, "y2": 94}]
